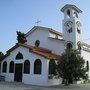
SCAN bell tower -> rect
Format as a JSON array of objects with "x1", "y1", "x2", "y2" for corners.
[{"x1": 61, "y1": 4, "x2": 82, "y2": 51}]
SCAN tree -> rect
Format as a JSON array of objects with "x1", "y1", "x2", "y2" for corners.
[
  {"x1": 0, "y1": 52, "x2": 4, "y2": 61},
  {"x1": 17, "y1": 31, "x2": 27, "y2": 44},
  {"x1": 57, "y1": 48, "x2": 88, "y2": 85}
]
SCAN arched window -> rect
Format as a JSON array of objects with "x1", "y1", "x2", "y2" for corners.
[
  {"x1": 49, "y1": 60, "x2": 56, "y2": 75},
  {"x1": 9, "y1": 61, "x2": 14, "y2": 73},
  {"x1": 68, "y1": 28, "x2": 72, "y2": 33},
  {"x1": 67, "y1": 9, "x2": 70, "y2": 18},
  {"x1": 77, "y1": 28, "x2": 81, "y2": 34},
  {"x1": 2, "y1": 61, "x2": 7, "y2": 73},
  {"x1": 73, "y1": 12, "x2": 78, "y2": 18},
  {"x1": 77, "y1": 41, "x2": 81, "y2": 51},
  {"x1": 15, "y1": 52, "x2": 23, "y2": 60},
  {"x1": 86, "y1": 61, "x2": 89, "y2": 71},
  {"x1": 66, "y1": 43, "x2": 73, "y2": 49},
  {"x1": 34, "y1": 59, "x2": 42, "y2": 74},
  {"x1": 24, "y1": 60, "x2": 30, "y2": 74}
]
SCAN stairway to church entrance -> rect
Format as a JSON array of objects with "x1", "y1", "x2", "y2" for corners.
[{"x1": 14, "y1": 64, "x2": 23, "y2": 82}]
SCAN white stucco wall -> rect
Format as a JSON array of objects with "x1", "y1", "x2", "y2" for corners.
[
  {"x1": 26, "y1": 28, "x2": 49, "y2": 48},
  {"x1": 47, "y1": 38, "x2": 64, "y2": 55},
  {"x1": 26, "y1": 28, "x2": 64, "y2": 55},
  {"x1": 1, "y1": 45, "x2": 63, "y2": 86},
  {"x1": 0, "y1": 46, "x2": 50, "y2": 86},
  {"x1": 22, "y1": 54, "x2": 49, "y2": 86},
  {"x1": 62, "y1": 5, "x2": 82, "y2": 50},
  {"x1": 81, "y1": 50, "x2": 90, "y2": 78},
  {"x1": 48, "y1": 78, "x2": 62, "y2": 86}
]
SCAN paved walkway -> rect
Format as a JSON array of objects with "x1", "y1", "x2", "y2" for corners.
[{"x1": 0, "y1": 82, "x2": 90, "y2": 90}]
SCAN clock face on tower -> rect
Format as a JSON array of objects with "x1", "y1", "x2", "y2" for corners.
[{"x1": 64, "y1": 21, "x2": 73, "y2": 33}]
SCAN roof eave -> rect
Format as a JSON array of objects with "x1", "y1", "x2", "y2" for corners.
[{"x1": 61, "y1": 4, "x2": 82, "y2": 13}]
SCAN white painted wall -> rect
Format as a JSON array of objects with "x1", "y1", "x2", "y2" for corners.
[
  {"x1": 81, "y1": 50, "x2": 90, "y2": 78},
  {"x1": 26, "y1": 27, "x2": 64, "y2": 55},
  {"x1": 1, "y1": 46, "x2": 61, "y2": 86},
  {"x1": 62, "y1": 6, "x2": 82, "y2": 50},
  {"x1": 26, "y1": 27, "x2": 49, "y2": 48},
  {"x1": 47, "y1": 38, "x2": 64, "y2": 55},
  {"x1": 48, "y1": 78, "x2": 62, "y2": 86}
]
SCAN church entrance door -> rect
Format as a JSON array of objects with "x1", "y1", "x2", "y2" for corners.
[{"x1": 14, "y1": 64, "x2": 23, "y2": 82}]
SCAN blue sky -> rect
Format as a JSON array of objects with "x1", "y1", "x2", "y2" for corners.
[{"x1": 0, "y1": 0, "x2": 90, "y2": 53}]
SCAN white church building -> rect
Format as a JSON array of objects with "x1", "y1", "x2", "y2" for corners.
[{"x1": 1, "y1": 4, "x2": 90, "y2": 86}]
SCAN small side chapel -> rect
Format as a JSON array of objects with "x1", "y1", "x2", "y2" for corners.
[{"x1": 1, "y1": 4, "x2": 90, "y2": 86}]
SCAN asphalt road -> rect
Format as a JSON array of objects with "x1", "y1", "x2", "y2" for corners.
[{"x1": 0, "y1": 82, "x2": 90, "y2": 90}]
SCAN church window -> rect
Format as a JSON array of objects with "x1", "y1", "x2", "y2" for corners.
[
  {"x1": 9, "y1": 61, "x2": 14, "y2": 73},
  {"x1": 86, "y1": 61, "x2": 89, "y2": 71},
  {"x1": 67, "y1": 9, "x2": 70, "y2": 18},
  {"x1": 68, "y1": 28, "x2": 72, "y2": 33},
  {"x1": 15, "y1": 52, "x2": 23, "y2": 60},
  {"x1": 73, "y1": 12, "x2": 78, "y2": 18},
  {"x1": 66, "y1": 43, "x2": 73, "y2": 49},
  {"x1": 24, "y1": 60, "x2": 30, "y2": 74},
  {"x1": 35, "y1": 40, "x2": 40, "y2": 47},
  {"x1": 34, "y1": 59, "x2": 42, "y2": 74},
  {"x1": 77, "y1": 41, "x2": 81, "y2": 51},
  {"x1": 77, "y1": 28, "x2": 81, "y2": 34},
  {"x1": 2, "y1": 61, "x2": 7, "y2": 73},
  {"x1": 49, "y1": 60, "x2": 56, "y2": 75}
]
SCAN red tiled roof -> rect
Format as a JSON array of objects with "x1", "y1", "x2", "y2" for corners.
[{"x1": 2, "y1": 43, "x2": 60, "y2": 60}]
